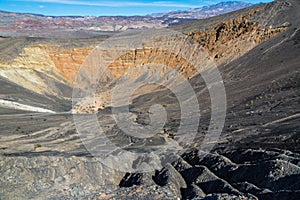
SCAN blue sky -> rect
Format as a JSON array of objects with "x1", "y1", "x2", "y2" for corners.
[{"x1": 0, "y1": 0, "x2": 273, "y2": 16}]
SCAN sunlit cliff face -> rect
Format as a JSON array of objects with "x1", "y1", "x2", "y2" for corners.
[{"x1": 0, "y1": 11, "x2": 286, "y2": 108}]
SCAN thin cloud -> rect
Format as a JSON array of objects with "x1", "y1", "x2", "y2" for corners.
[{"x1": 21, "y1": 0, "x2": 200, "y2": 8}]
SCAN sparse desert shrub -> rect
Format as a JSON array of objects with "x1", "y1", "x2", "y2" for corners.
[
  {"x1": 235, "y1": 125, "x2": 245, "y2": 130},
  {"x1": 34, "y1": 144, "x2": 42, "y2": 149}
]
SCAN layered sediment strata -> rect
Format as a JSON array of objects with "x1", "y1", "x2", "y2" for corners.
[
  {"x1": 188, "y1": 12, "x2": 288, "y2": 64},
  {"x1": 0, "y1": 9, "x2": 288, "y2": 99}
]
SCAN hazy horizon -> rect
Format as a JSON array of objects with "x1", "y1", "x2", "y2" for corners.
[{"x1": 0, "y1": 0, "x2": 273, "y2": 16}]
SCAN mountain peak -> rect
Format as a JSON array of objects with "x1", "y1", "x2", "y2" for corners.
[{"x1": 149, "y1": 1, "x2": 254, "y2": 18}]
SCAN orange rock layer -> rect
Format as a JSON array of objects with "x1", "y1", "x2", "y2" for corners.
[
  {"x1": 188, "y1": 12, "x2": 287, "y2": 64},
  {"x1": 39, "y1": 12, "x2": 287, "y2": 84},
  {"x1": 42, "y1": 45, "x2": 94, "y2": 83}
]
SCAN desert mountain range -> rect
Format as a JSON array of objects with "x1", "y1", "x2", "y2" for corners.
[{"x1": 0, "y1": 1, "x2": 252, "y2": 37}]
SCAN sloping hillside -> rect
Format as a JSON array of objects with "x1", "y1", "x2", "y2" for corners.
[{"x1": 0, "y1": 0, "x2": 299, "y2": 199}]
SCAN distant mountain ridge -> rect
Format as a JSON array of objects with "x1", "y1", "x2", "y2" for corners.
[
  {"x1": 149, "y1": 1, "x2": 253, "y2": 18},
  {"x1": 0, "y1": 1, "x2": 254, "y2": 37}
]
